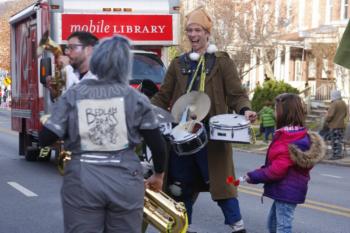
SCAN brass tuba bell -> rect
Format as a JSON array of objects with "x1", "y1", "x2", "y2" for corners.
[{"x1": 143, "y1": 188, "x2": 188, "y2": 233}]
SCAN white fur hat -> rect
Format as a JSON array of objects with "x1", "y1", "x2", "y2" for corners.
[{"x1": 330, "y1": 90, "x2": 341, "y2": 101}]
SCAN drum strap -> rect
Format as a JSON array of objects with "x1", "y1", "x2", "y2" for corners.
[
  {"x1": 180, "y1": 53, "x2": 216, "y2": 93},
  {"x1": 187, "y1": 56, "x2": 206, "y2": 93},
  {"x1": 179, "y1": 53, "x2": 216, "y2": 76}
]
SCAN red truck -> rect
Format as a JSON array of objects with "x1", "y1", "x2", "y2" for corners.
[{"x1": 9, "y1": 0, "x2": 180, "y2": 161}]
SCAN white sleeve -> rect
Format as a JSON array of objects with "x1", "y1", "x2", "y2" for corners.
[{"x1": 64, "y1": 65, "x2": 79, "y2": 90}]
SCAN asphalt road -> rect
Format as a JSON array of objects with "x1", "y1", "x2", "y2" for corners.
[{"x1": 0, "y1": 108, "x2": 349, "y2": 233}]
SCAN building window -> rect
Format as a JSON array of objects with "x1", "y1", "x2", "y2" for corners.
[
  {"x1": 308, "y1": 59, "x2": 316, "y2": 78},
  {"x1": 312, "y1": 0, "x2": 319, "y2": 28},
  {"x1": 298, "y1": 0, "x2": 305, "y2": 30},
  {"x1": 326, "y1": 0, "x2": 333, "y2": 23},
  {"x1": 295, "y1": 59, "x2": 302, "y2": 81},
  {"x1": 322, "y1": 59, "x2": 329, "y2": 78},
  {"x1": 341, "y1": 0, "x2": 349, "y2": 19},
  {"x1": 275, "y1": 0, "x2": 280, "y2": 26}
]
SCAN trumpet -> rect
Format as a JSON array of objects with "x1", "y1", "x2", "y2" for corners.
[{"x1": 38, "y1": 30, "x2": 66, "y2": 99}]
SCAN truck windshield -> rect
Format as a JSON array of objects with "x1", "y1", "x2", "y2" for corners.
[{"x1": 132, "y1": 53, "x2": 165, "y2": 84}]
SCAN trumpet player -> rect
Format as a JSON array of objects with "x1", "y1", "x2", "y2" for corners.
[
  {"x1": 46, "y1": 31, "x2": 99, "y2": 99},
  {"x1": 39, "y1": 35, "x2": 166, "y2": 233}
]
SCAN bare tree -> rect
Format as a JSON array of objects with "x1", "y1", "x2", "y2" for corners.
[
  {"x1": 310, "y1": 42, "x2": 337, "y2": 80},
  {"x1": 194, "y1": 0, "x2": 295, "y2": 79},
  {"x1": 0, "y1": 0, "x2": 35, "y2": 70}
]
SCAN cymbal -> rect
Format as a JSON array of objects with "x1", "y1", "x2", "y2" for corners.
[
  {"x1": 171, "y1": 91, "x2": 211, "y2": 123},
  {"x1": 151, "y1": 105, "x2": 175, "y2": 123}
]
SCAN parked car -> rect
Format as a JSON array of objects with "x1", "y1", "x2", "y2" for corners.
[{"x1": 130, "y1": 50, "x2": 166, "y2": 97}]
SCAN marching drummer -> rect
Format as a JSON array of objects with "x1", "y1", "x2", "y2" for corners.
[
  {"x1": 151, "y1": 6, "x2": 256, "y2": 233},
  {"x1": 39, "y1": 35, "x2": 166, "y2": 233}
]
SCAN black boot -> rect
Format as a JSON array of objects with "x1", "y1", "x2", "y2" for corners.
[{"x1": 232, "y1": 230, "x2": 246, "y2": 233}]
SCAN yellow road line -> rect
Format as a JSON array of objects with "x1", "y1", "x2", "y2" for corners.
[
  {"x1": 238, "y1": 185, "x2": 350, "y2": 218},
  {"x1": 239, "y1": 188, "x2": 262, "y2": 197},
  {"x1": 300, "y1": 203, "x2": 350, "y2": 218},
  {"x1": 305, "y1": 199, "x2": 350, "y2": 212},
  {"x1": 239, "y1": 184, "x2": 263, "y2": 193}
]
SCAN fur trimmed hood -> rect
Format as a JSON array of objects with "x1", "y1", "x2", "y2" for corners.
[{"x1": 288, "y1": 132, "x2": 326, "y2": 169}]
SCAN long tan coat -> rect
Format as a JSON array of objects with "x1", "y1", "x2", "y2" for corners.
[
  {"x1": 151, "y1": 51, "x2": 251, "y2": 200},
  {"x1": 326, "y1": 99, "x2": 348, "y2": 129}
]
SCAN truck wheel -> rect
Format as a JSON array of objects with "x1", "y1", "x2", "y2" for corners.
[{"x1": 25, "y1": 146, "x2": 39, "y2": 161}]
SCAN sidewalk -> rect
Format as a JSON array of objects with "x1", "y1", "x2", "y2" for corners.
[{"x1": 235, "y1": 140, "x2": 350, "y2": 167}]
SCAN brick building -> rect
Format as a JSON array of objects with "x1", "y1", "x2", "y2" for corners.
[{"x1": 269, "y1": 0, "x2": 349, "y2": 101}]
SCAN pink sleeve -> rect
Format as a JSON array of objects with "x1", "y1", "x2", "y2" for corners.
[{"x1": 264, "y1": 149, "x2": 294, "y2": 180}]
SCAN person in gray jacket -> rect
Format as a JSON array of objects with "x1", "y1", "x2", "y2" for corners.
[
  {"x1": 39, "y1": 35, "x2": 166, "y2": 233},
  {"x1": 326, "y1": 90, "x2": 348, "y2": 160}
]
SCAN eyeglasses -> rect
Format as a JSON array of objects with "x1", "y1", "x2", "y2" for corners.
[{"x1": 65, "y1": 44, "x2": 85, "y2": 52}]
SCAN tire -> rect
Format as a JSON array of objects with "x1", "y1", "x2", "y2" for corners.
[{"x1": 25, "y1": 146, "x2": 40, "y2": 161}]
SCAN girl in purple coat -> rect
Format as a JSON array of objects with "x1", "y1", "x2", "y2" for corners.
[{"x1": 246, "y1": 93, "x2": 326, "y2": 233}]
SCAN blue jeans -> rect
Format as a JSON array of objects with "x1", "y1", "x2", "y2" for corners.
[
  {"x1": 169, "y1": 146, "x2": 209, "y2": 224},
  {"x1": 267, "y1": 201, "x2": 297, "y2": 233},
  {"x1": 217, "y1": 198, "x2": 242, "y2": 225},
  {"x1": 168, "y1": 146, "x2": 242, "y2": 225},
  {"x1": 264, "y1": 126, "x2": 275, "y2": 142}
]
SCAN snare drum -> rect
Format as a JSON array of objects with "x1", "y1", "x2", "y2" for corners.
[
  {"x1": 169, "y1": 121, "x2": 208, "y2": 155},
  {"x1": 209, "y1": 114, "x2": 251, "y2": 143}
]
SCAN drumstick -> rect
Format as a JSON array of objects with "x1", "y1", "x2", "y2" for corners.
[
  {"x1": 187, "y1": 120, "x2": 195, "y2": 132},
  {"x1": 180, "y1": 106, "x2": 190, "y2": 124}
]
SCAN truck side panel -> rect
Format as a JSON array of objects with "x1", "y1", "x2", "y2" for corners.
[{"x1": 11, "y1": 18, "x2": 38, "y2": 134}]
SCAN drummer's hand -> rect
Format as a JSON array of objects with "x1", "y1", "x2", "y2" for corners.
[
  {"x1": 189, "y1": 113, "x2": 197, "y2": 120},
  {"x1": 145, "y1": 172, "x2": 164, "y2": 192},
  {"x1": 245, "y1": 110, "x2": 257, "y2": 123}
]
